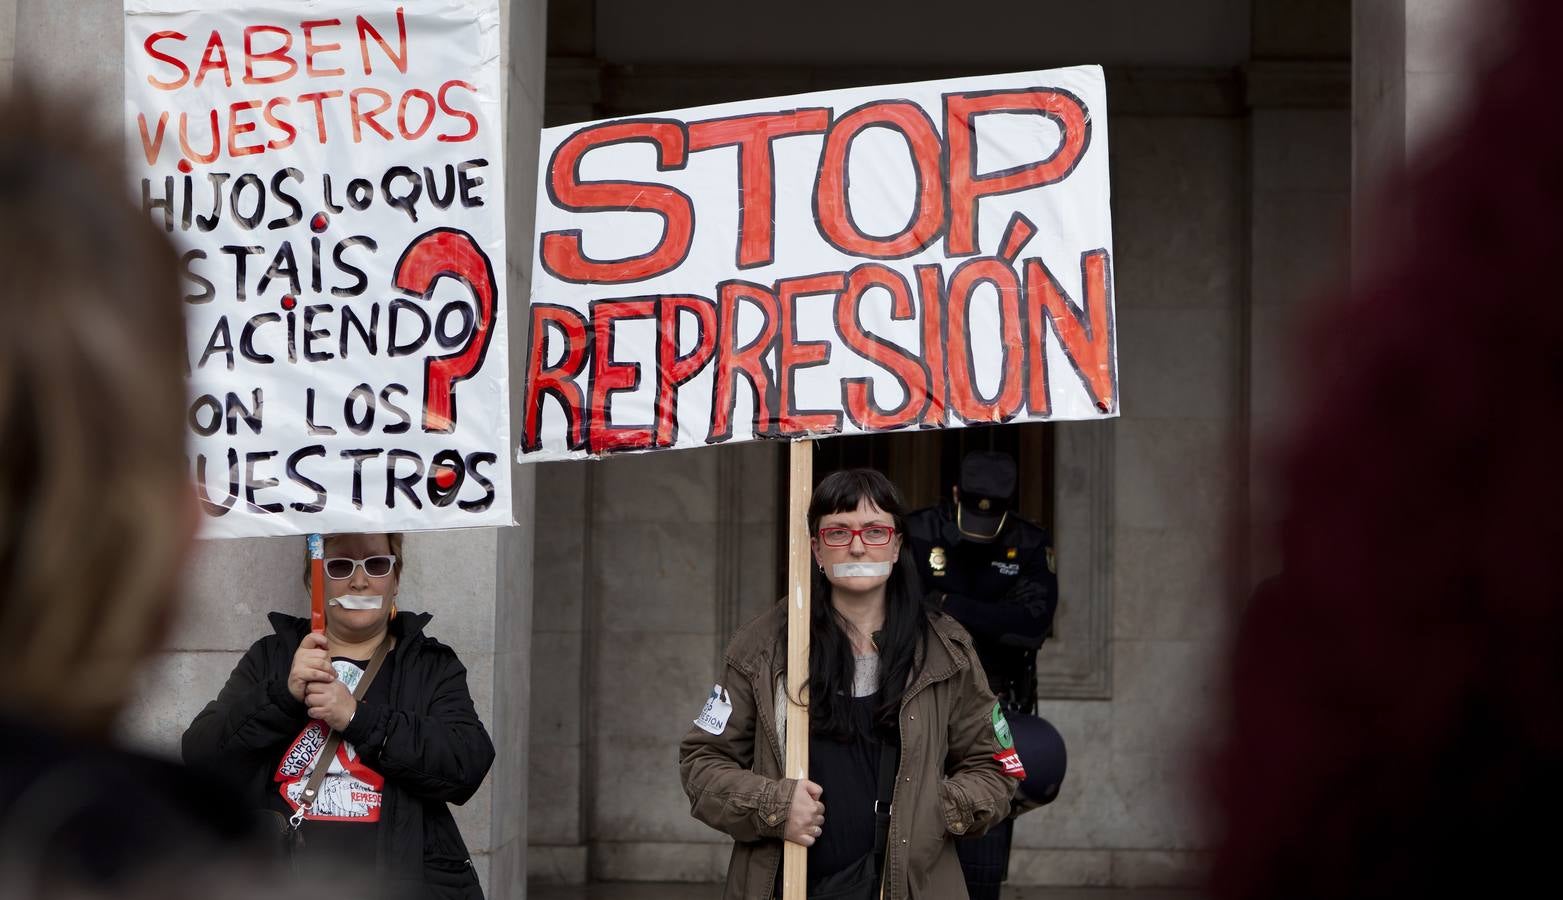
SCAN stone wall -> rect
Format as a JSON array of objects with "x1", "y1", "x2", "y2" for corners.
[
  {"x1": 1246, "y1": 7, "x2": 1354, "y2": 585},
  {"x1": 1001, "y1": 109, "x2": 1246, "y2": 888},
  {"x1": 0, "y1": 0, "x2": 15, "y2": 89},
  {"x1": 1353, "y1": 0, "x2": 1483, "y2": 218},
  {"x1": 528, "y1": 442, "x2": 779, "y2": 883}
]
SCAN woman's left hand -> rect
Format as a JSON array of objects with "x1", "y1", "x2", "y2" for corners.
[{"x1": 304, "y1": 679, "x2": 357, "y2": 731}]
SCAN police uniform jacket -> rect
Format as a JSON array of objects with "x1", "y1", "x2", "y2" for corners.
[{"x1": 903, "y1": 502, "x2": 1058, "y2": 706}]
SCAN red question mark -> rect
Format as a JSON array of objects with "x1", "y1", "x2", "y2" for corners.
[{"x1": 392, "y1": 228, "x2": 498, "y2": 433}]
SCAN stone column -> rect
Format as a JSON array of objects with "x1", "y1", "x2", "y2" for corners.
[
  {"x1": 12, "y1": 0, "x2": 124, "y2": 128},
  {"x1": 493, "y1": 1, "x2": 547, "y2": 895},
  {"x1": 0, "y1": 0, "x2": 17, "y2": 89},
  {"x1": 10, "y1": 2, "x2": 546, "y2": 897},
  {"x1": 1353, "y1": 0, "x2": 1482, "y2": 224},
  {"x1": 1243, "y1": 0, "x2": 1352, "y2": 588}
]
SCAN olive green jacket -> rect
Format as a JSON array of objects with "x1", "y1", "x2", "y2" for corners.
[{"x1": 679, "y1": 603, "x2": 1018, "y2": 900}]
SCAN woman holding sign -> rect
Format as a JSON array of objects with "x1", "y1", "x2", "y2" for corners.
[
  {"x1": 680, "y1": 469, "x2": 1020, "y2": 899},
  {"x1": 182, "y1": 532, "x2": 494, "y2": 898}
]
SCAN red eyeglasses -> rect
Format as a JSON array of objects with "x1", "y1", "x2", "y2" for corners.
[{"x1": 817, "y1": 525, "x2": 897, "y2": 547}]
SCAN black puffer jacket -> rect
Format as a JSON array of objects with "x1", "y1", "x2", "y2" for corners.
[
  {"x1": 182, "y1": 612, "x2": 494, "y2": 898},
  {"x1": 0, "y1": 715, "x2": 260, "y2": 891}
]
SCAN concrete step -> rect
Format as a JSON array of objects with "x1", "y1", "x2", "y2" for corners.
[{"x1": 529, "y1": 885, "x2": 1203, "y2": 900}]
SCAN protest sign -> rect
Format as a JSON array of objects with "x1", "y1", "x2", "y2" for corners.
[
  {"x1": 124, "y1": 0, "x2": 510, "y2": 539},
  {"x1": 522, "y1": 66, "x2": 1117, "y2": 463}
]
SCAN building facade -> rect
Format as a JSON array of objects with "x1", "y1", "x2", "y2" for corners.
[{"x1": 0, "y1": 1, "x2": 1478, "y2": 896}]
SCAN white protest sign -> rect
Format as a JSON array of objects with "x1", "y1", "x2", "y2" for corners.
[
  {"x1": 124, "y1": 0, "x2": 509, "y2": 539},
  {"x1": 521, "y1": 66, "x2": 1117, "y2": 463}
]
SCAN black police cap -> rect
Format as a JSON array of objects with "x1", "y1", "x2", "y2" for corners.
[{"x1": 956, "y1": 451, "x2": 1016, "y2": 540}]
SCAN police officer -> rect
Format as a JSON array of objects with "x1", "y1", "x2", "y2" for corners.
[{"x1": 904, "y1": 450, "x2": 1068, "y2": 900}]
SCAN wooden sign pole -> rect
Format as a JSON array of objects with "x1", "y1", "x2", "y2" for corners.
[{"x1": 781, "y1": 439, "x2": 813, "y2": 899}]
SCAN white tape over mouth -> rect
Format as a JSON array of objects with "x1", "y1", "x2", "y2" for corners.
[
  {"x1": 328, "y1": 594, "x2": 384, "y2": 610},
  {"x1": 832, "y1": 562, "x2": 893, "y2": 579}
]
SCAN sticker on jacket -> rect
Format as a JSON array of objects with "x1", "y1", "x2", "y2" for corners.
[
  {"x1": 694, "y1": 684, "x2": 733, "y2": 735},
  {"x1": 991, "y1": 703, "x2": 1027, "y2": 779},
  {"x1": 274, "y1": 659, "x2": 385, "y2": 821}
]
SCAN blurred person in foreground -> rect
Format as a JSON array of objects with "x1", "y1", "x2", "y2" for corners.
[
  {"x1": 183, "y1": 532, "x2": 495, "y2": 898},
  {"x1": 0, "y1": 91, "x2": 257, "y2": 893},
  {"x1": 1210, "y1": 1, "x2": 1563, "y2": 897}
]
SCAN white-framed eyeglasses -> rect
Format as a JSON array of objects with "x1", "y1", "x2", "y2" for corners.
[{"x1": 323, "y1": 555, "x2": 397, "y2": 580}]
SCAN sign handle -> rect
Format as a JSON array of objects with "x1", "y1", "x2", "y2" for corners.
[
  {"x1": 782, "y1": 440, "x2": 812, "y2": 900},
  {"x1": 308, "y1": 533, "x2": 326, "y2": 634}
]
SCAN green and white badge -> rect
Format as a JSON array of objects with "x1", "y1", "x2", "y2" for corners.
[
  {"x1": 992, "y1": 703, "x2": 1014, "y2": 749},
  {"x1": 990, "y1": 702, "x2": 1026, "y2": 778}
]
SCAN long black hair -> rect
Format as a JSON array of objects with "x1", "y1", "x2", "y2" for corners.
[{"x1": 795, "y1": 468, "x2": 938, "y2": 740}]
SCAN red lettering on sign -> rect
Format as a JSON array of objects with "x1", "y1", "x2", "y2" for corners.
[
  {"x1": 138, "y1": 8, "x2": 410, "y2": 95},
  {"x1": 178, "y1": 109, "x2": 222, "y2": 166},
  {"x1": 398, "y1": 89, "x2": 438, "y2": 140},
  {"x1": 815, "y1": 101, "x2": 946, "y2": 259},
  {"x1": 356, "y1": 8, "x2": 409, "y2": 76},
  {"x1": 194, "y1": 30, "x2": 233, "y2": 89},
  {"x1": 522, "y1": 305, "x2": 589, "y2": 453},
  {"x1": 393, "y1": 229, "x2": 501, "y2": 433},
  {"x1": 301, "y1": 19, "x2": 346, "y2": 78},
  {"x1": 1024, "y1": 249, "x2": 1116, "y2": 414},
  {"x1": 137, "y1": 112, "x2": 170, "y2": 166},
  {"x1": 914, "y1": 264, "x2": 950, "y2": 428},
  {"x1": 776, "y1": 273, "x2": 846, "y2": 437},
  {"x1": 298, "y1": 90, "x2": 344, "y2": 144},
  {"x1": 436, "y1": 80, "x2": 480, "y2": 143},
  {"x1": 837, "y1": 264, "x2": 929, "y2": 431},
  {"x1": 655, "y1": 296, "x2": 718, "y2": 448},
  {"x1": 144, "y1": 31, "x2": 190, "y2": 91},
  {"x1": 708, "y1": 281, "x2": 780, "y2": 443},
  {"x1": 587, "y1": 298, "x2": 658, "y2": 454},
  {"x1": 350, "y1": 87, "x2": 395, "y2": 142},
  {"x1": 263, "y1": 98, "x2": 298, "y2": 151},
  {"x1": 518, "y1": 249, "x2": 1114, "y2": 456},
  {"x1": 242, "y1": 25, "x2": 298, "y2": 86},
  {"x1": 540, "y1": 120, "x2": 694, "y2": 285},
  {"x1": 227, "y1": 100, "x2": 266, "y2": 158},
  {"x1": 945, "y1": 88, "x2": 1090, "y2": 256},
  {"x1": 944, "y1": 257, "x2": 1025, "y2": 424},
  {"x1": 688, "y1": 108, "x2": 831, "y2": 268},
  {"x1": 520, "y1": 86, "x2": 1114, "y2": 458}
]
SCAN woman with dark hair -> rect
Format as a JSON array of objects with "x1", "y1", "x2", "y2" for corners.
[{"x1": 681, "y1": 469, "x2": 1020, "y2": 900}]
